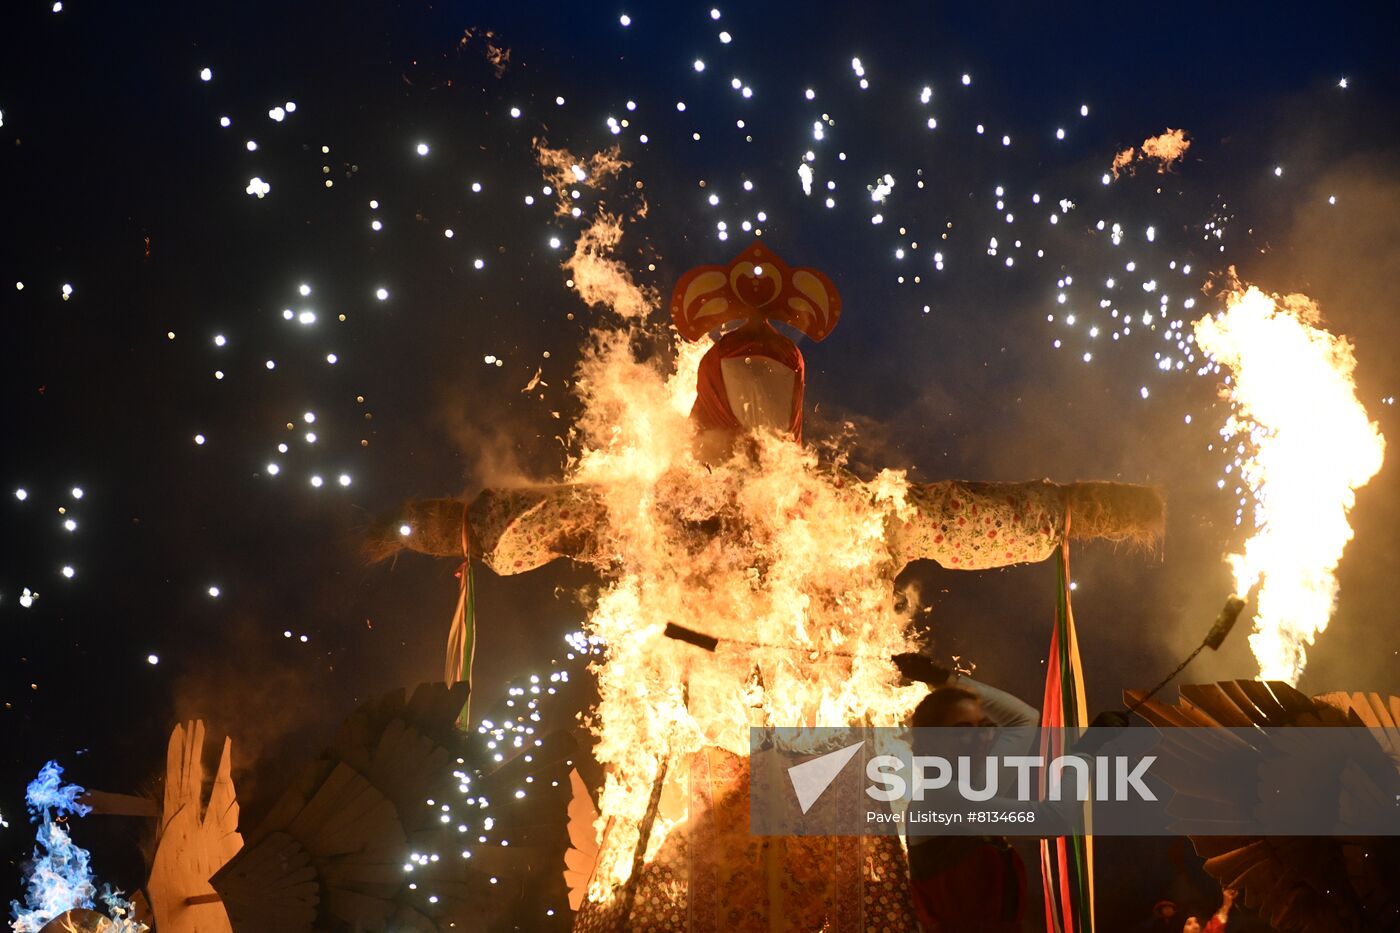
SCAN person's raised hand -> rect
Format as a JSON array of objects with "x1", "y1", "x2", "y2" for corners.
[{"x1": 892, "y1": 652, "x2": 951, "y2": 686}]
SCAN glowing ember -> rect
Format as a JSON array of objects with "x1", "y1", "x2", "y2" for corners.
[
  {"x1": 1140, "y1": 128, "x2": 1191, "y2": 165},
  {"x1": 1193, "y1": 282, "x2": 1385, "y2": 683},
  {"x1": 1111, "y1": 127, "x2": 1191, "y2": 178},
  {"x1": 536, "y1": 143, "x2": 627, "y2": 217}
]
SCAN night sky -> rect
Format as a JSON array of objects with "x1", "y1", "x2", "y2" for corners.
[{"x1": 4, "y1": 0, "x2": 1400, "y2": 926}]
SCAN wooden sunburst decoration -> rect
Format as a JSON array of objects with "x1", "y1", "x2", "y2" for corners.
[
  {"x1": 1125, "y1": 680, "x2": 1400, "y2": 933},
  {"x1": 670, "y1": 242, "x2": 841, "y2": 343}
]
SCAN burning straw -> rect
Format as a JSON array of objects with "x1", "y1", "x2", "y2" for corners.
[
  {"x1": 364, "y1": 498, "x2": 466, "y2": 563},
  {"x1": 1064, "y1": 481, "x2": 1164, "y2": 548}
]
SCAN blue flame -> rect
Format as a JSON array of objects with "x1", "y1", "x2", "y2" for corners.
[
  {"x1": 9, "y1": 761, "x2": 144, "y2": 933},
  {"x1": 23, "y1": 762, "x2": 91, "y2": 819}
]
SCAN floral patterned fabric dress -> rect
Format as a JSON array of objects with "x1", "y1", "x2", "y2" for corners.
[{"x1": 573, "y1": 748, "x2": 917, "y2": 933}]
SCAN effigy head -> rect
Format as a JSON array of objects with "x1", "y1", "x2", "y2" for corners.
[{"x1": 671, "y1": 243, "x2": 840, "y2": 455}]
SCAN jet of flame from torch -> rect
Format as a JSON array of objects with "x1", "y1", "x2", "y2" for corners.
[{"x1": 1193, "y1": 283, "x2": 1385, "y2": 684}]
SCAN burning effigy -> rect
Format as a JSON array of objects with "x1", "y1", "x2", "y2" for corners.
[{"x1": 371, "y1": 239, "x2": 1164, "y2": 930}]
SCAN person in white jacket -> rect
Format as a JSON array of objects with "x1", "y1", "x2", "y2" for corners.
[{"x1": 895, "y1": 654, "x2": 1039, "y2": 932}]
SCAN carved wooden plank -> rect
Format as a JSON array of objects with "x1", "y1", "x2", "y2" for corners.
[
  {"x1": 211, "y1": 831, "x2": 318, "y2": 932},
  {"x1": 146, "y1": 722, "x2": 242, "y2": 933},
  {"x1": 1179, "y1": 683, "x2": 1257, "y2": 726},
  {"x1": 79, "y1": 790, "x2": 159, "y2": 817}
]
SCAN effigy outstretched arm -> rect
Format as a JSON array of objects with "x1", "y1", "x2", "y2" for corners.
[
  {"x1": 366, "y1": 486, "x2": 608, "y2": 575},
  {"x1": 888, "y1": 479, "x2": 1162, "y2": 572},
  {"x1": 369, "y1": 478, "x2": 1160, "y2": 577}
]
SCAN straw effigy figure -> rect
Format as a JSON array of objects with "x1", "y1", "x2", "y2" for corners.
[{"x1": 368, "y1": 243, "x2": 1164, "y2": 932}]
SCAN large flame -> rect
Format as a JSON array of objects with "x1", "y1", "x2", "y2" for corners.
[
  {"x1": 557, "y1": 215, "x2": 922, "y2": 898},
  {"x1": 1193, "y1": 283, "x2": 1385, "y2": 683}
]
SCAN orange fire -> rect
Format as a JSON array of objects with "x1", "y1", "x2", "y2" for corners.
[
  {"x1": 1112, "y1": 128, "x2": 1191, "y2": 178},
  {"x1": 1193, "y1": 282, "x2": 1385, "y2": 683},
  {"x1": 558, "y1": 214, "x2": 923, "y2": 897}
]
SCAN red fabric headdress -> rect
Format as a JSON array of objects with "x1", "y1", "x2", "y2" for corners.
[
  {"x1": 671, "y1": 243, "x2": 841, "y2": 443},
  {"x1": 691, "y1": 321, "x2": 807, "y2": 439}
]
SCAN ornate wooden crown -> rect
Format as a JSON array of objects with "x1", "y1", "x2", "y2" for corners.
[{"x1": 670, "y1": 242, "x2": 842, "y2": 342}]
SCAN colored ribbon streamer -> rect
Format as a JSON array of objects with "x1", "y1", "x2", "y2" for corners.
[
  {"x1": 1039, "y1": 512, "x2": 1096, "y2": 933},
  {"x1": 445, "y1": 515, "x2": 476, "y2": 728}
]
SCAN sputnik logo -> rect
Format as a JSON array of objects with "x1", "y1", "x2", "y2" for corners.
[{"x1": 787, "y1": 740, "x2": 865, "y2": 814}]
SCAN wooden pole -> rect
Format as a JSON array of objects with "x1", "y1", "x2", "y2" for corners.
[
  {"x1": 613, "y1": 752, "x2": 672, "y2": 932},
  {"x1": 78, "y1": 790, "x2": 159, "y2": 817}
]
